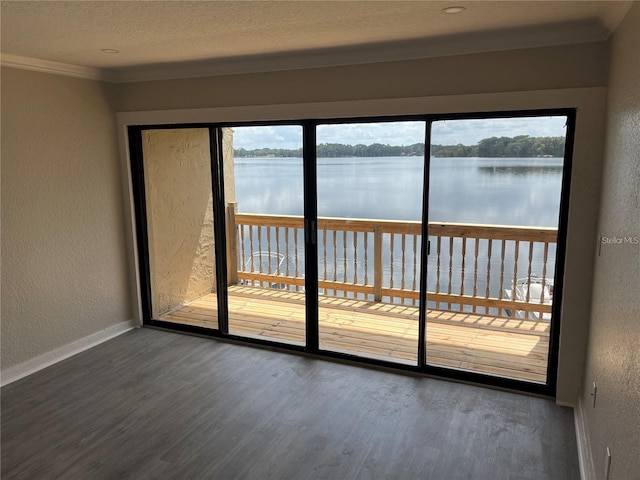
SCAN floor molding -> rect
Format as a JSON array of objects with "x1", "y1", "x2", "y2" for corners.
[
  {"x1": 574, "y1": 396, "x2": 595, "y2": 480},
  {"x1": 1, "y1": 321, "x2": 136, "y2": 387}
]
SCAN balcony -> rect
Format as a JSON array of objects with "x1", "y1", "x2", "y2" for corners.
[{"x1": 160, "y1": 207, "x2": 556, "y2": 384}]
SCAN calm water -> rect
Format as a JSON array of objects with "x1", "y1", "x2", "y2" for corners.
[
  {"x1": 233, "y1": 156, "x2": 563, "y2": 305},
  {"x1": 235, "y1": 156, "x2": 563, "y2": 227}
]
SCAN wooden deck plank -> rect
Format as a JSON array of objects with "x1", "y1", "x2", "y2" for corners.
[{"x1": 159, "y1": 287, "x2": 549, "y2": 383}]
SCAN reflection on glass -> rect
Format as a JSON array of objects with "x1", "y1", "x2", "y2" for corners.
[
  {"x1": 142, "y1": 128, "x2": 218, "y2": 329},
  {"x1": 226, "y1": 126, "x2": 306, "y2": 346},
  {"x1": 425, "y1": 116, "x2": 567, "y2": 384},
  {"x1": 315, "y1": 122, "x2": 425, "y2": 365}
]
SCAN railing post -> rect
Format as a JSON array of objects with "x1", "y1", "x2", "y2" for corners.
[
  {"x1": 226, "y1": 202, "x2": 239, "y2": 285},
  {"x1": 374, "y1": 225, "x2": 383, "y2": 302}
]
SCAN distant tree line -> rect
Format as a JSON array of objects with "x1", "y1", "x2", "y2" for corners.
[
  {"x1": 234, "y1": 135, "x2": 565, "y2": 158},
  {"x1": 234, "y1": 147, "x2": 303, "y2": 158},
  {"x1": 433, "y1": 135, "x2": 565, "y2": 158},
  {"x1": 234, "y1": 143, "x2": 424, "y2": 158}
]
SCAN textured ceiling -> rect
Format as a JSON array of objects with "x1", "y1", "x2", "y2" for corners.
[{"x1": 0, "y1": 1, "x2": 634, "y2": 79}]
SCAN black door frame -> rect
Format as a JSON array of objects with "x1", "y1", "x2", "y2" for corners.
[{"x1": 128, "y1": 107, "x2": 575, "y2": 397}]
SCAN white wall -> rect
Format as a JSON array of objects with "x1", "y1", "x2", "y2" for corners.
[
  {"x1": 578, "y1": 4, "x2": 640, "y2": 479},
  {"x1": 1, "y1": 68, "x2": 134, "y2": 381}
]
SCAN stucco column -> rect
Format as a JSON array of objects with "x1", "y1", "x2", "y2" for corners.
[{"x1": 142, "y1": 128, "x2": 216, "y2": 316}]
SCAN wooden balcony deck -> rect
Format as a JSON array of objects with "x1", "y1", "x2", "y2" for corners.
[{"x1": 160, "y1": 285, "x2": 550, "y2": 383}]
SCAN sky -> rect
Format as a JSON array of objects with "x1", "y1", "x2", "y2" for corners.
[{"x1": 232, "y1": 116, "x2": 567, "y2": 150}]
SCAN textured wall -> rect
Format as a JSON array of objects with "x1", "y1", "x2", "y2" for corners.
[
  {"x1": 142, "y1": 129, "x2": 216, "y2": 316},
  {"x1": 581, "y1": 4, "x2": 640, "y2": 479},
  {"x1": 223, "y1": 128, "x2": 236, "y2": 205},
  {"x1": 1, "y1": 68, "x2": 132, "y2": 370},
  {"x1": 116, "y1": 42, "x2": 608, "y2": 112}
]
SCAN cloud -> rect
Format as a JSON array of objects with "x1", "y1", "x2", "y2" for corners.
[
  {"x1": 432, "y1": 116, "x2": 567, "y2": 145},
  {"x1": 318, "y1": 121, "x2": 425, "y2": 146},
  {"x1": 232, "y1": 125, "x2": 303, "y2": 150},
  {"x1": 232, "y1": 116, "x2": 567, "y2": 150}
]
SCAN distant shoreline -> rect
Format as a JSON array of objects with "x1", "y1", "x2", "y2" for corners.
[
  {"x1": 234, "y1": 135, "x2": 566, "y2": 159},
  {"x1": 234, "y1": 155, "x2": 565, "y2": 160}
]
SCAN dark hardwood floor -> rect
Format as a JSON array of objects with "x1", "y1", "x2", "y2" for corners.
[{"x1": 1, "y1": 328, "x2": 579, "y2": 479}]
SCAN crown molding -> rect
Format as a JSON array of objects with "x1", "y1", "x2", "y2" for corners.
[{"x1": 0, "y1": 53, "x2": 115, "y2": 82}]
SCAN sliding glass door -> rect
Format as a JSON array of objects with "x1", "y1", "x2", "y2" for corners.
[
  {"x1": 315, "y1": 121, "x2": 426, "y2": 365},
  {"x1": 130, "y1": 110, "x2": 573, "y2": 392},
  {"x1": 222, "y1": 126, "x2": 307, "y2": 345},
  {"x1": 425, "y1": 115, "x2": 567, "y2": 383},
  {"x1": 139, "y1": 128, "x2": 219, "y2": 329}
]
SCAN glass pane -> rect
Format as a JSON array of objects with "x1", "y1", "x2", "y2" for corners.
[
  {"x1": 426, "y1": 115, "x2": 567, "y2": 383},
  {"x1": 316, "y1": 121, "x2": 425, "y2": 365},
  {"x1": 142, "y1": 128, "x2": 218, "y2": 329},
  {"x1": 224, "y1": 126, "x2": 306, "y2": 346}
]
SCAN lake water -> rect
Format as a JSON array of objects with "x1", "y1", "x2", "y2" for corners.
[
  {"x1": 235, "y1": 156, "x2": 563, "y2": 227},
  {"x1": 233, "y1": 156, "x2": 563, "y2": 306}
]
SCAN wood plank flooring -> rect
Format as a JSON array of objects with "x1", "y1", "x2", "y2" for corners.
[
  {"x1": 161, "y1": 286, "x2": 550, "y2": 383},
  {"x1": 1, "y1": 329, "x2": 579, "y2": 480}
]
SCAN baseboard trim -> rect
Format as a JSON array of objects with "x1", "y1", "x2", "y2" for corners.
[
  {"x1": 1, "y1": 321, "x2": 136, "y2": 387},
  {"x1": 574, "y1": 397, "x2": 595, "y2": 480}
]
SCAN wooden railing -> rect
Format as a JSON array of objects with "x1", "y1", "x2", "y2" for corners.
[{"x1": 226, "y1": 205, "x2": 557, "y2": 319}]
